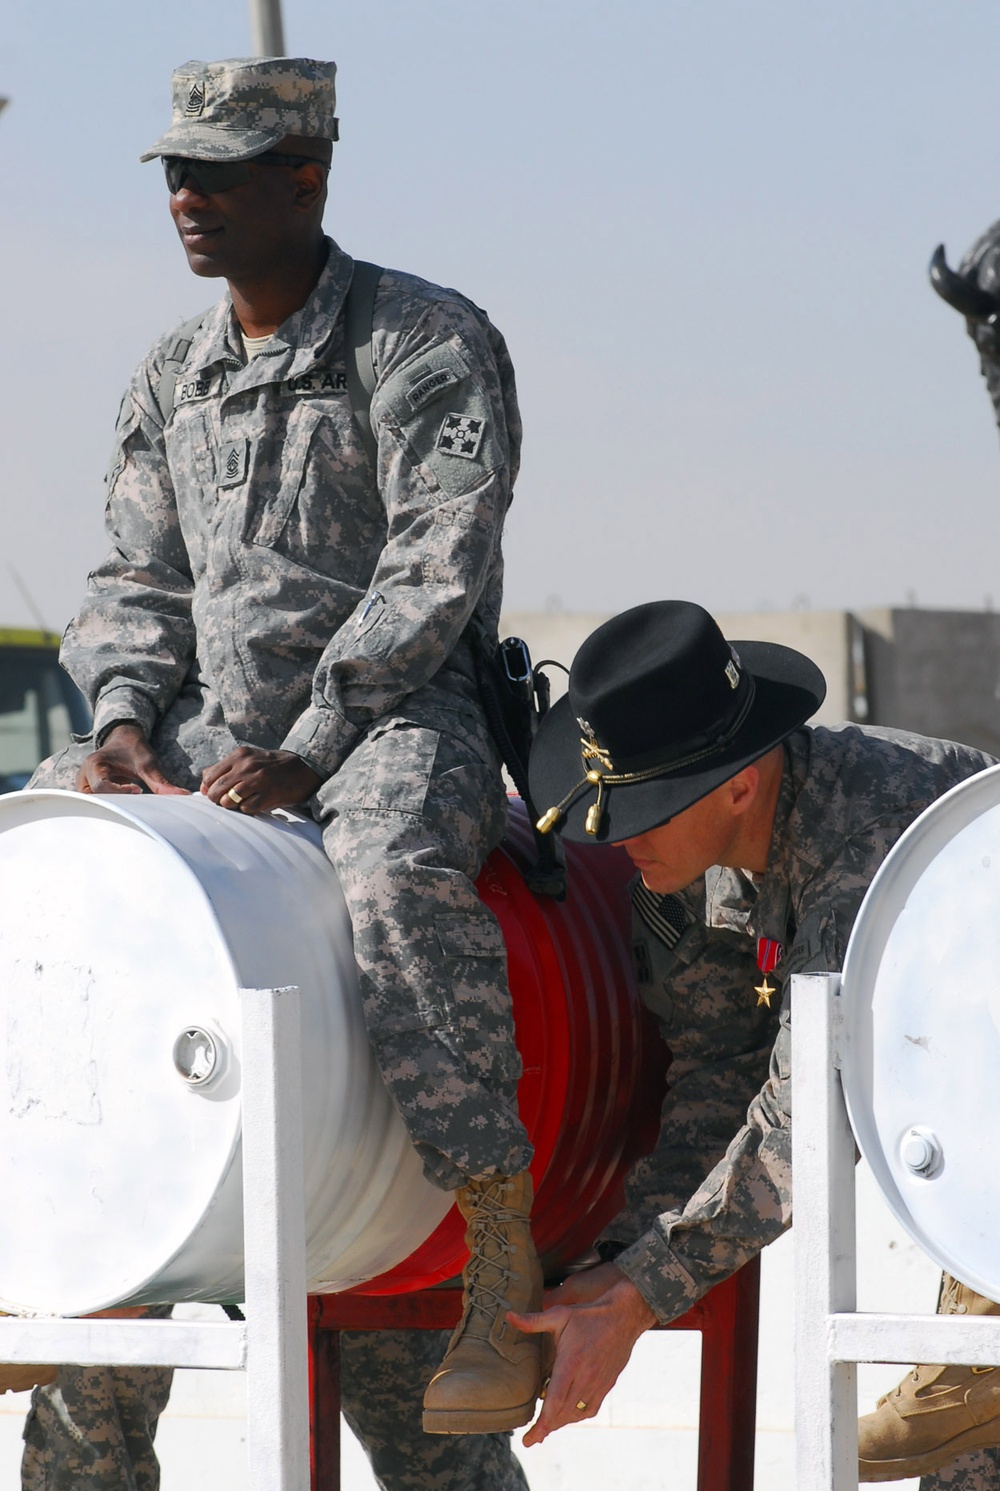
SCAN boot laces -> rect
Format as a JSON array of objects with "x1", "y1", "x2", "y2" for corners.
[
  {"x1": 941, "y1": 1274, "x2": 964, "y2": 1314},
  {"x1": 463, "y1": 1187, "x2": 520, "y2": 1331}
]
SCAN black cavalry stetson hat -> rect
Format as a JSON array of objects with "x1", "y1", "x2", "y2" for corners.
[{"x1": 528, "y1": 600, "x2": 826, "y2": 844}]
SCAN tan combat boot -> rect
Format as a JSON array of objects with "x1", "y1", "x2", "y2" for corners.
[
  {"x1": 0, "y1": 1365, "x2": 57, "y2": 1395},
  {"x1": 422, "y1": 1171, "x2": 543, "y2": 1434},
  {"x1": 858, "y1": 1274, "x2": 1000, "y2": 1480}
]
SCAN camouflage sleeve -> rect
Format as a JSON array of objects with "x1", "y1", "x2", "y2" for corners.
[
  {"x1": 601, "y1": 915, "x2": 780, "y2": 1247},
  {"x1": 59, "y1": 355, "x2": 197, "y2": 744},
  {"x1": 614, "y1": 842, "x2": 878, "y2": 1324},
  {"x1": 281, "y1": 292, "x2": 517, "y2": 778}
]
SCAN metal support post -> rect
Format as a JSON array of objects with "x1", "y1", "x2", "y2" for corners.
[
  {"x1": 241, "y1": 985, "x2": 310, "y2": 1491},
  {"x1": 792, "y1": 970, "x2": 1000, "y2": 1487},
  {"x1": 249, "y1": 0, "x2": 286, "y2": 56},
  {"x1": 792, "y1": 972, "x2": 858, "y2": 1488}
]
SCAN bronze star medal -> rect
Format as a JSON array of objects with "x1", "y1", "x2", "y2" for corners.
[
  {"x1": 754, "y1": 976, "x2": 776, "y2": 1009},
  {"x1": 754, "y1": 937, "x2": 782, "y2": 1008}
]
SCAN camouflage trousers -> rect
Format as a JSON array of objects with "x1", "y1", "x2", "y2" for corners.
[
  {"x1": 921, "y1": 1453, "x2": 1000, "y2": 1489},
  {"x1": 316, "y1": 719, "x2": 530, "y2": 1187},
  {"x1": 21, "y1": 1330, "x2": 529, "y2": 1491}
]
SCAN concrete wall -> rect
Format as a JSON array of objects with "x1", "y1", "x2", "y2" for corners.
[
  {"x1": 502, "y1": 605, "x2": 1000, "y2": 753},
  {"x1": 860, "y1": 607, "x2": 1000, "y2": 755}
]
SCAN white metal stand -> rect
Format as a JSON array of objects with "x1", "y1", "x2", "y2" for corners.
[
  {"x1": 0, "y1": 986, "x2": 309, "y2": 1491},
  {"x1": 792, "y1": 972, "x2": 1000, "y2": 1487}
]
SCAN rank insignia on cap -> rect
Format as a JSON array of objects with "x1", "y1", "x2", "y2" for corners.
[
  {"x1": 725, "y1": 658, "x2": 740, "y2": 689},
  {"x1": 184, "y1": 81, "x2": 206, "y2": 116},
  {"x1": 436, "y1": 413, "x2": 485, "y2": 459}
]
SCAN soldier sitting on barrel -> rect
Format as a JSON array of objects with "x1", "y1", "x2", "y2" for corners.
[
  {"x1": 20, "y1": 52, "x2": 543, "y2": 1491},
  {"x1": 512, "y1": 599, "x2": 1000, "y2": 1487}
]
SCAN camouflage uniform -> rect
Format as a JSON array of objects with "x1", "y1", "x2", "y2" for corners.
[
  {"x1": 24, "y1": 241, "x2": 532, "y2": 1486},
  {"x1": 594, "y1": 723, "x2": 996, "y2": 1491},
  {"x1": 46, "y1": 238, "x2": 529, "y2": 1187},
  {"x1": 22, "y1": 1333, "x2": 529, "y2": 1491}
]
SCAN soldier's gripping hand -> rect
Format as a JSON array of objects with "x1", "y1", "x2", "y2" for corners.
[
  {"x1": 542, "y1": 1261, "x2": 625, "y2": 1309},
  {"x1": 201, "y1": 746, "x2": 323, "y2": 815},
  {"x1": 509, "y1": 1268, "x2": 657, "y2": 1446},
  {"x1": 76, "y1": 723, "x2": 189, "y2": 796}
]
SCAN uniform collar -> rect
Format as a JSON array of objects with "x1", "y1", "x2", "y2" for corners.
[{"x1": 181, "y1": 237, "x2": 355, "y2": 382}]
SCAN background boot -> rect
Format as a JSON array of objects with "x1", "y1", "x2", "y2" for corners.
[
  {"x1": 0, "y1": 1313, "x2": 57, "y2": 1394},
  {"x1": 422, "y1": 1172, "x2": 543, "y2": 1434},
  {"x1": 859, "y1": 1275, "x2": 1000, "y2": 1481},
  {"x1": 0, "y1": 1365, "x2": 57, "y2": 1394}
]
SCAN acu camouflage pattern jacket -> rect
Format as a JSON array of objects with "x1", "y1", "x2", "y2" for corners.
[
  {"x1": 613, "y1": 724, "x2": 995, "y2": 1323},
  {"x1": 61, "y1": 239, "x2": 521, "y2": 785}
]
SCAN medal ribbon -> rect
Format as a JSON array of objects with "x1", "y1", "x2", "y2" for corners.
[{"x1": 756, "y1": 937, "x2": 783, "y2": 975}]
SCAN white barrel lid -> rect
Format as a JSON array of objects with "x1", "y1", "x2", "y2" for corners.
[
  {"x1": 0, "y1": 791, "x2": 243, "y2": 1314},
  {"x1": 840, "y1": 760, "x2": 1000, "y2": 1301}
]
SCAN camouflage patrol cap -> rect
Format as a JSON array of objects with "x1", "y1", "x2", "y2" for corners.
[{"x1": 139, "y1": 57, "x2": 339, "y2": 164}]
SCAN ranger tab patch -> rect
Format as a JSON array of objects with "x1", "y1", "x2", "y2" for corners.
[
  {"x1": 436, "y1": 413, "x2": 486, "y2": 460},
  {"x1": 407, "y1": 368, "x2": 457, "y2": 412}
]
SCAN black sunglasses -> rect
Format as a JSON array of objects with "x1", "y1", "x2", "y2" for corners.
[{"x1": 162, "y1": 152, "x2": 327, "y2": 196}]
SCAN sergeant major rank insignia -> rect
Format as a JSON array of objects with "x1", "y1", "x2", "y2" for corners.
[
  {"x1": 218, "y1": 438, "x2": 250, "y2": 488},
  {"x1": 184, "y1": 81, "x2": 206, "y2": 116},
  {"x1": 436, "y1": 413, "x2": 485, "y2": 459}
]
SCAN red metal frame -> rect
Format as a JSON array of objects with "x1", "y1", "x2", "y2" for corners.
[{"x1": 307, "y1": 1255, "x2": 760, "y2": 1491}]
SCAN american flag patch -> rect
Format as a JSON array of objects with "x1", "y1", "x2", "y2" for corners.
[{"x1": 632, "y1": 882, "x2": 694, "y2": 950}]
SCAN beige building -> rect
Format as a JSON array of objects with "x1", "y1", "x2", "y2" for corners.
[{"x1": 501, "y1": 606, "x2": 1000, "y2": 755}]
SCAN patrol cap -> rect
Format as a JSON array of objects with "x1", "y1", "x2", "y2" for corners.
[{"x1": 139, "y1": 57, "x2": 339, "y2": 164}]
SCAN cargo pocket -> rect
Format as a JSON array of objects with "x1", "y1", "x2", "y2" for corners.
[
  {"x1": 358, "y1": 722, "x2": 440, "y2": 816},
  {"x1": 248, "y1": 405, "x2": 323, "y2": 548},
  {"x1": 435, "y1": 912, "x2": 506, "y2": 962}
]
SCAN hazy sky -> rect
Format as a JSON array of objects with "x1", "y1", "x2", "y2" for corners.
[{"x1": 4, "y1": 1, "x2": 1000, "y2": 632}]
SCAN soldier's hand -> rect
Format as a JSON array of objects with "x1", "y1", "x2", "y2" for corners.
[
  {"x1": 542, "y1": 1261, "x2": 625, "y2": 1309},
  {"x1": 76, "y1": 724, "x2": 189, "y2": 796},
  {"x1": 201, "y1": 746, "x2": 323, "y2": 815},
  {"x1": 508, "y1": 1271, "x2": 657, "y2": 1446}
]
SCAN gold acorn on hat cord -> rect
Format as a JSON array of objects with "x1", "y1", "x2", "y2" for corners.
[{"x1": 537, "y1": 729, "x2": 617, "y2": 837}]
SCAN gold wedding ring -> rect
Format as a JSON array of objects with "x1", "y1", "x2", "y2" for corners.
[
  {"x1": 575, "y1": 1400, "x2": 588, "y2": 1412},
  {"x1": 225, "y1": 787, "x2": 244, "y2": 805}
]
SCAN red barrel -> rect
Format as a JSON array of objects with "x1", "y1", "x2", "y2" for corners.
[{"x1": 354, "y1": 799, "x2": 668, "y2": 1293}]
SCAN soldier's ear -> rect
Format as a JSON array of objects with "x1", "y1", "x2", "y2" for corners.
[
  {"x1": 292, "y1": 161, "x2": 328, "y2": 212},
  {"x1": 726, "y1": 766, "x2": 759, "y2": 818}
]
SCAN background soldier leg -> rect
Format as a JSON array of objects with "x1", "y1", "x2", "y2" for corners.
[
  {"x1": 22, "y1": 1359, "x2": 173, "y2": 1491},
  {"x1": 341, "y1": 1329, "x2": 529, "y2": 1490},
  {"x1": 921, "y1": 1451, "x2": 1000, "y2": 1490}
]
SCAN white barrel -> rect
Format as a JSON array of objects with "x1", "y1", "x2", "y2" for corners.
[
  {"x1": 841, "y1": 762, "x2": 1000, "y2": 1301},
  {"x1": 0, "y1": 790, "x2": 451, "y2": 1316}
]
